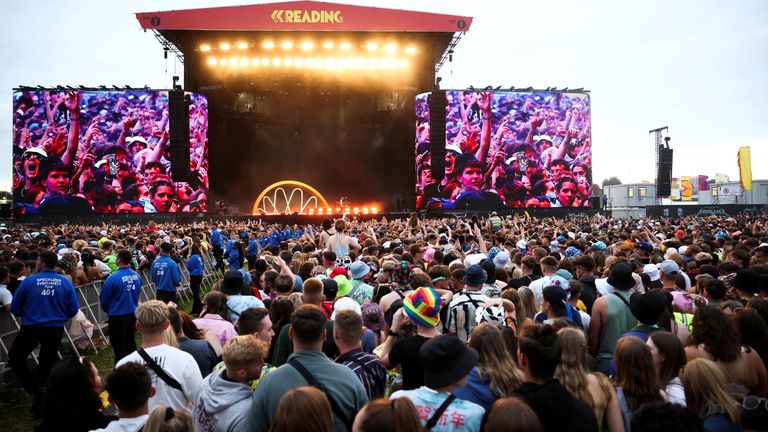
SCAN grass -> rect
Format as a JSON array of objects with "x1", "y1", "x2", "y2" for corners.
[{"x1": 0, "y1": 293, "x2": 200, "y2": 432}]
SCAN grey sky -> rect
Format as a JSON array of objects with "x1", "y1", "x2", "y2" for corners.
[{"x1": 2, "y1": 0, "x2": 766, "y2": 191}]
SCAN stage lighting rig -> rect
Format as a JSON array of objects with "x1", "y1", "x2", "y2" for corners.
[{"x1": 113, "y1": 85, "x2": 120, "y2": 90}]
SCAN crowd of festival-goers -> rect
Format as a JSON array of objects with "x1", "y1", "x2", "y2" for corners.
[
  {"x1": 415, "y1": 91, "x2": 592, "y2": 210},
  {"x1": 12, "y1": 91, "x2": 208, "y2": 215},
  {"x1": 2, "y1": 212, "x2": 768, "y2": 431}
]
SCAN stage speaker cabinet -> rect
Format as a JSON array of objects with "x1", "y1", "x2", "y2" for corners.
[
  {"x1": 168, "y1": 89, "x2": 190, "y2": 183},
  {"x1": 657, "y1": 147, "x2": 673, "y2": 197},
  {"x1": 591, "y1": 196, "x2": 601, "y2": 208},
  {"x1": 428, "y1": 90, "x2": 447, "y2": 184}
]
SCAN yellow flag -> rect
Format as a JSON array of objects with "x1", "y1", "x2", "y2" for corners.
[
  {"x1": 738, "y1": 147, "x2": 752, "y2": 191},
  {"x1": 524, "y1": 211, "x2": 531, "y2": 220}
]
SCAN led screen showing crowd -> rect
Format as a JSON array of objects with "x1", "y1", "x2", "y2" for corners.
[
  {"x1": 415, "y1": 90, "x2": 592, "y2": 209},
  {"x1": 12, "y1": 90, "x2": 209, "y2": 216}
]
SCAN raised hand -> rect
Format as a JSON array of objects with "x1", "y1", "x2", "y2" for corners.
[
  {"x1": 64, "y1": 91, "x2": 81, "y2": 114},
  {"x1": 477, "y1": 92, "x2": 491, "y2": 112}
]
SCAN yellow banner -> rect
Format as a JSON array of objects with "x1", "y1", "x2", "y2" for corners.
[
  {"x1": 738, "y1": 147, "x2": 752, "y2": 191},
  {"x1": 680, "y1": 176, "x2": 693, "y2": 201}
]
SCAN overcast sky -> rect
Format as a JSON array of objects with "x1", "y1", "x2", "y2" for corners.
[{"x1": 1, "y1": 0, "x2": 766, "y2": 191}]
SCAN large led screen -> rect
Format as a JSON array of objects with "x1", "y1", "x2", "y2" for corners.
[
  {"x1": 416, "y1": 90, "x2": 592, "y2": 209},
  {"x1": 12, "y1": 90, "x2": 208, "y2": 215}
]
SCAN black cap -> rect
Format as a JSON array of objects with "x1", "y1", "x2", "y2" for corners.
[
  {"x1": 608, "y1": 263, "x2": 636, "y2": 290},
  {"x1": 221, "y1": 270, "x2": 244, "y2": 295},
  {"x1": 543, "y1": 285, "x2": 568, "y2": 316},
  {"x1": 732, "y1": 269, "x2": 760, "y2": 294},
  {"x1": 419, "y1": 335, "x2": 479, "y2": 389},
  {"x1": 464, "y1": 264, "x2": 488, "y2": 287},
  {"x1": 322, "y1": 278, "x2": 338, "y2": 300},
  {"x1": 630, "y1": 291, "x2": 668, "y2": 326}
]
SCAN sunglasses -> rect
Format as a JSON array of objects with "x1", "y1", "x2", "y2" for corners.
[{"x1": 23, "y1": 153, "x2": 43, "y2": 160}]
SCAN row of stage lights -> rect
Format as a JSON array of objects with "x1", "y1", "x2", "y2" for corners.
[
  {"x1": 301, "y1": 207, "x2": 379, "y2": 215},
  {"x1": 207, "y1": 56, "x2": 410, "y2": 69},
  {"x1": 199, "y1": 40, "x2": 418, "y2": 55}
]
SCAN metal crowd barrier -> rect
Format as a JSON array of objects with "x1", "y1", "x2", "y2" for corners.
[{"x1": 0, "y1": 252, "x2": 222, "y2": 371}]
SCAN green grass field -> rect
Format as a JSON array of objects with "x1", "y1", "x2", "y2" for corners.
[{"x1": 0, "y1": 295, "x2": 200, "y2": 432}]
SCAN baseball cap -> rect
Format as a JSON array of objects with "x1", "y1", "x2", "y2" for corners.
[
  {"x1": 643, "y1": 264, "x2": 660, "y2": 282},
  {"x1": 543, "y1": 285, "x2": 568, "y2": 316},
  {"x1": 658, "y1": 260, "x2": 680, "y2": 276},
  {"x1": 464, "y1": 264, "x2": 487, "y2": 286}
]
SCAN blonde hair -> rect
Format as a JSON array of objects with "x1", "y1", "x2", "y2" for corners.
[
  {"x1": 270, "y1": 386, "x2": 333, "y2": 432},
  {"x1": 468, "y1": 323, "x2": 524, "y2": 397},
  {"x1": 136, "y1": 300, "x2": 170, "y2": 334},
  {"x1": 681, "y1": 358, "x2": 740, "y2": 425},
  {"x1": 554, "y1": 328, "x2": 594, "y2": 408},
  {"x1": 223, "y1": 335, "x2": 267, "y2": 370},
  {"x1": 144, "y1": 405, "x2": 193, "y2": 432},
  {"x1": 518, "y1": 287, "x2": 538, "y2": 319}
]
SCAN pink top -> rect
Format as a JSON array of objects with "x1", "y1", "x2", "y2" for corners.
[{"x1": 193, "y1": 314, "x2": 237, "y2": 347}]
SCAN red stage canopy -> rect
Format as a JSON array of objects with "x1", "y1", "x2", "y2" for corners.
[{"x1": 136, "y1": 1, "x2": 472, "y2": 33}]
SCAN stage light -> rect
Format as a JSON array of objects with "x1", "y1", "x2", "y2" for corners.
[
  {"x1": 252, "y1": 57, "x2": 261, "y2": 66},
  {"x1": 207, "y1": 57, "x2": 218, "y2": 66},
  {"x1": 263, "y1": 40, "x2": 275, "y2": 49},
  {"x1": 366, "y1": 58, "x2": 378, "y2": 68},
  {"x1": 220, "y1": 42, "x2": 231, "y2": 51},
  {"x1": 240, "y1": 57, "x2": 250, "y2": 67},
  {"x1": 284, "y1": 57, "x2": 293, "y2": 66},
  {"x1": 294, "y1": 58, "x2": 304, "y2": 67},
  {"x1": 398, "y1": 59, "x2": 410, "y2": 68},
  {"x1": 300, "y1": 41, "x2": 314, "y2": 51},
  {"x1": 200, "y1": 44, "x2": 212, "y2": 52},
  {"x1": 345, "y1": 208, "x2": 351, "y2": 214},
  {"x1": 325, "y1": 57, "x2": 336, "y2": 68},
  {"x1": 229, "y1": 57, "x2": 238, "y2": 67},
  {"x1": 281, "y1": 41, "x2": 293, "y2": 49},
  {"x1": 384, "y1": 58, "x2": 397, "y2": 68},
  {"x1": 371, "y1": 206, "x2": 379, "y2": 214},
  {"x1": 322, "y1": 41, "x2": 333, "y2": 49},
  {"x1": 306, "y1": 58, "x2": 315, "y2": 67},
  {"x1": 262, "y1": 57, "x2": 270, "y2": 66},
  {"x1": 336, "y1": 58, "x2": 347, "y2": 69},
  {"x1": 237, "y1": 41, "x2": 248, "y2": 50},
  {"x1": 326, "y1": 208, "x2": 332, "y2": 214},
  {"x1": 362, "y1": 208, "x2": 370, "y2": 214},
  {"x1": 366, "y1": 42, "x2": 378, "y2": 52},
  {"x1": 353, "y1": 208, "x2": 360, "y2": 214},
  {"x1": 315, "y1": 58, "x2": 325, "y2": 67},
  {"x1": 336, "y1": 207, "x2": 341, "y2": 212},
  {"x1": 384, "y1": 44, "x2": 397, "y2": 54},
  {"x1": 340, "y1": 42, "x2": 351, "y2": 50},
  {"x1": 351, "y1": 57, "x2": 365, "y2": 68},
  {"x1": 273, "y1": 57, "x2": 282, "y2": 66},
  {"x1": 405, "y1": 46, "x2": 417, "y2": 55}
]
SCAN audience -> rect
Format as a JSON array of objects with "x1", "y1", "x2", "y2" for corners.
[{"x1": 3, "y1": 213, "x2": 768, "y2": 432}]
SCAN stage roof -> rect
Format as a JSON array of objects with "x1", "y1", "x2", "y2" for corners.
[{"x1": 136, "y1": 1, "x2": 473, "y2": 32}]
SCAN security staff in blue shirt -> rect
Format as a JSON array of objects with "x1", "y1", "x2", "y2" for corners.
[
  {"x1": 211, "y1": 224, "x2": 224, "y2": 271},
  {"x1": 100, "y1": 249, "x2": 141, "y2": 363},
  {"x1": 151, "y1": 242, "x2": 182, "y2": 304},
  {"x1": 9, "y1": 250, "x2": 79, "y2": 415},
  {"x1": 246, "y1": 233, "x2": 259, "y2": 271},
  {"x1": 186, "y1": 244, "x2": 205, "y2": 315}
]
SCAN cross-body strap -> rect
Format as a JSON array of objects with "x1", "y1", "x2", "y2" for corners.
[
  {"x1": 611, "y1": 291, "x2": 632, "y2": 309},
  {"x1": 425, "y1": 394, "x2": 456, "y2": 430},
  {"x1": 137, "y1": 348, "x2": 183, "y2": 393},
  {"x1": 289, "y1": 358, "x2": 353, "y2": 431}
]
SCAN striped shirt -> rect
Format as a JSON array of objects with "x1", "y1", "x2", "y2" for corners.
[
  {"x1": 444, "y1": 291, "x2": 490, "y2": 343},
  {"x1": 335, "y1": 348, "x2": 387, "y2": 400}
]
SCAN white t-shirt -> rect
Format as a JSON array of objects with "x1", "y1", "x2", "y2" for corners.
[
  {"x1": 528, "y1": 276, "x2": 552, "y2": 311},
  {"x1": 116, "y1": 344, "x2": 203, "y2": 411},
  {"x1": 90, "y1": 415, "x2": 148, "y2": 432},
  {"x1": 0, "y1": 284, "x2": 12, "y2": 308}
]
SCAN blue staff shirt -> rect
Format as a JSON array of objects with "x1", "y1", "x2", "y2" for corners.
[
  {"x1": 152, "y1": 255, "x2": 182, "y2": 292},
  {"x1": 101, "y1": 267, "x2": 141, "y2": 317},
  {"x1": 11, "y1": 270, "x2": 79, "y2": 327}
]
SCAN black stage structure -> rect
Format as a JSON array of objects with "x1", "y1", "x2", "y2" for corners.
[{"x1": 137, "y1": 1, "x2": 472, "y2": 215}]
